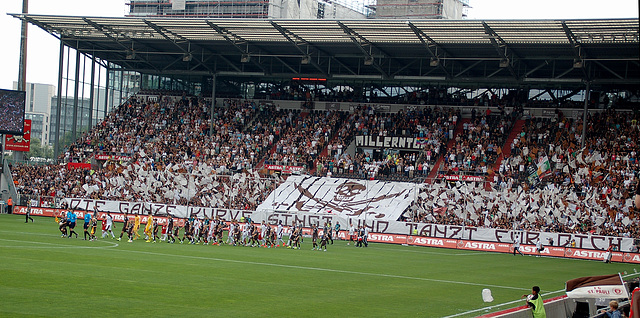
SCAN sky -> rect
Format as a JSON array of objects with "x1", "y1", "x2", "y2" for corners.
[{"x1": 0, "y1": 0, "x2": 638, "y2": 91}]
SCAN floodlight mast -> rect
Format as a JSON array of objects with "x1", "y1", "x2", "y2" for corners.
[
  {"x1": 14, "y1": 0, "x2": 28, "y2": 162},
  {"x1": 18, "y1": 0, "x2": 28, "y2": 92}
]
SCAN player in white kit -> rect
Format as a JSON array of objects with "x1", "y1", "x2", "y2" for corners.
[{"x1": 102, "y1": 212, "x2": 116, "y2": 239}]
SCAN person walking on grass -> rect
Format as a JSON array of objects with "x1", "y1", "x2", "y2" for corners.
[
  {"x1": 118, "y1": 213, "x2": 130, "y2": 241},
  {"x1": 25, "y1": 201, "x2": 34, "y2": 223},
  {"x1": 102, "y1": 212, "x2": 115, "y2": 239}
]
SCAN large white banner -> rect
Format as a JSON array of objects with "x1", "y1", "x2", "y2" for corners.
[
  {"x1": 65, "y1": 197, "x2": 636, "y2": 252},
  {"x1": 255, "y1": 176, "x2": 419, "y2": 221}
]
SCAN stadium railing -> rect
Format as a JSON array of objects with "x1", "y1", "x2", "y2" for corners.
[
  {"x1": 19, "y1": 194, "x2": 59, "y2": 209},
  {"x1": 3, "y1": 159, "x2": 18, "y2": 204}
]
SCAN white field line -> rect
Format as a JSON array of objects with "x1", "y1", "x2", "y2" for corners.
[
  {"x1": 111, "y1": 248, "x2": 529, "y2": 291},
  {"x1": 0, "y1": 238, "x2": 119, "y2": 249},
  {"x1": 370, "y1": 245, "x2": 494, "y2": 256},
  {"x1": 0, "y1": 232, "x2": 525, "y2": 291}
]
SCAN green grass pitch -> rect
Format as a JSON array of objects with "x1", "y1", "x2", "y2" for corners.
[{"x1": 0, "y1": 214, "x2": 636, "y2": 317}]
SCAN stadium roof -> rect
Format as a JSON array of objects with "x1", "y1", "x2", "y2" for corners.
[{"x1": 11, "y1": 14, "x2": 640, "y2": 90}]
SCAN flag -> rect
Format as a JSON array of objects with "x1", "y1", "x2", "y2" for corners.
[
  {"x1": 565, "y1": 274, "x2": 629, "y2": 299},
  {"x1": 536, "y1": 156, "x2": 551, "y2": 179},
  {"x1": 433, "y1": 207, "x2": 448, "y2": 215}
]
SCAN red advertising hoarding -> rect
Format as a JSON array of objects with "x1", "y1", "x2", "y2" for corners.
[
  {"x1": 407, "y1": 236, "x2": 458, "y2": 248},
  {"x1": 4, "y1": 119, "x2": 31, "y2": 152},
  {"x1": 11, "y1": 206, "x2": 640, "y2": 264},
  {"x1": 265, "y1": 164, "x2": 304, "y2": 174}
]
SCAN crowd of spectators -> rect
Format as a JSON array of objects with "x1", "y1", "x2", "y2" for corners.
[
  {"x1": 439, "y1": 111, "x2": 514, "y2": 176},
  {"x1": 314, "y1": 105, "x2": 455, "y2": 180},
  {"x1": 269, "y1": 110, "x2": 346, "y2": 170},
  {"x1": 252, "y1": 80, "x2": 640, "y2": 109},
  {"x1": 403, "y1": 177, "x2": 639, "y2": 242},
  {"x1": 12, "y1": 95, "x2": 285, "y2": 210},
  {"x1": 8, "y1": 91, "x2": 640, "y2": 241},
  {"x1": 455, "y1": 108, "x2": 640, "y2": 239}
]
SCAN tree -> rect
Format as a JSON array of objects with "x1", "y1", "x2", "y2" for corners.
[{"x1": 24, "y1": 138, "x2": 54, "y2": 160}]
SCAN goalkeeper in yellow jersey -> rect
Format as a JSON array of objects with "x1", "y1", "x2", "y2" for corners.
[
  {"x1": 144, "y1": 213, "x2": 154, "y2": 243},
  {"x1": 132, "y1": 213, "x2": 141, "y2": 240}
]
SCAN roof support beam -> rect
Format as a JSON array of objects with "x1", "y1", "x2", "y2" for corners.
[
  {"x1": 524, "y1": 60, "x2": 549, "y2": 77},
  {"x1": 205, "y1": 20, "x2": 267, "y2": 74},
  {"x1": 82, "y1": 17, "x2": 158, "y2": 72},
  {"x1": 593, "y1": 60, "x2": 624, "y2": 80},
  {"x1": 482, "y1": 21, "x2": 518, "y2": 79},
  {"x1": 562, "y1": 21, "x2": 590, "y2": 81},
  {"x1": 272, "y1": 56, "x2": 299, "y2": 74},
  {"x1": 143, "y1": 20, "x2": 213, "y2": 73},
  {"x1": 270, "y1": 21, "x2": 327, "y2": 76},
  {"x1": 454, "y1": 60, "x2": 483, "y2": 78},
  {"x1": 407, "y1": 22, "x2": 450, "y2": 78},
  {"x1": 337, "y1": 21, "x2": 389, "y2": 78}
]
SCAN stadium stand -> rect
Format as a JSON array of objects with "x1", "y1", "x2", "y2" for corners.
[{"x1": 8, "y1": 89, "x2": 640, "y2": 241}]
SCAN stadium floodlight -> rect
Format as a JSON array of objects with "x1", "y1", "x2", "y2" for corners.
[
  {"x1": 241, "y1": 54, "x2": 251, "y2": 63},
  {"x1": 126, "y1": 51, "x2": 136, "y2": 60},
  {"x1": 301, "y1": 55, "x2": 310, "y2": 65},
  {"x1": 183, "y1": 53, "x2": 192, "y2": 62},
  {"x1": 429, "y1": 57, "x2": 440, "y2": 67},
  {"x1": 499, "y1": 58, "x2": 509, "y2": 68},
  {"x1": 364, "y1": 56, "x2": 374, "y2": 66},
  {"x1": 573, "y1": 59, "x2": 583, "y2": 68}
]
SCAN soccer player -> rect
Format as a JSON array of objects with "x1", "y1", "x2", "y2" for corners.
[
  {"x1": 145, "y1": 213, "x2": 154, "y2": 243},
  {"x1": 83, "y1": 211, "x2": 92, "y2": 240},
  {"x1": 311, "y1": 224, "x2": 319, "y2": 250},
  {"x1": 173, "y1": 219, "x2": 181, "y2": 243},
  {"x1": 348, "y1": 222, "x2": 355, "y2": 246},
  {"x1": 216, "y1": 220, "x2": 225, "y2": 245},
  {"x1": 152, "y1": 217, "x2": 159, "y2": 242},
  {"x1": 166, "y1": 215, "x2": 175, "y2": 243},
  {"x1": 66, "y1": 209, "x2": 78, "y2": 238},
  {"x1": 288, "y1": 226, "x2": 301, "y2": 249},
  {"x1": 363, "y1": 226, "x2": 369, "y2": 247},
  {"x1": 207, "y1": 218, "x2": 216, "y2": 245},
  {"x1": 535, "y1": 238, "x2": 544, "y2": 257},
  {"x1": 260, "y1": 221, "x2": 268, "y2": 246},
  {"x1": 276, "y1": 220, "x2": 285, "y2": 247},
  {"x1": 89, "y1": 213, "x2": 98, "y2": 241},
  {"x1": 268, "y1": 226, "x2": 276, "y2": 248},
  {"x1": 132, "y1": 213, "x2": 141, "y2": 240},
  {"x1": 118, "y1": 213, "x2": 130, "y2": 241},
  {"x1": 241, "y1": 221, "x2": 250, "y2": 245},
  {"x1": 58, "y1": 212, "x2": 68, "y2": 237},
  {"x1": 126, "y1": 220, "x2": 135, "y2": 243},
  {"x1": 334, "y1": 222, "x2": 341, "y2": 243},
  {"x1": 249, "y1": 224, "x2": 259, "y2": 247},
  {"x1": 319, "y1": 231, "x2": 328, "y2": 252},
  {"x1": 192, "y1": 218, "x2": 201, "y2": 244},
  {"x1": 513, "y1": 238, "x2": 524, "y2": 256},
  {"x1": 182, "y1": 219, "x2": 194, "y2": 244},
  {"x1": 102, "y1": 212, "x2": 115, "y2": 239},
  {"x1": 356, "y1": 226, "x2": 364, "y2": 247},
  {"x1": 227, "y1": 220, "x2": 236, "y2": 245},
  {"x1": 325, "y1": 221, "x2": 333, "y2": 245}
]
